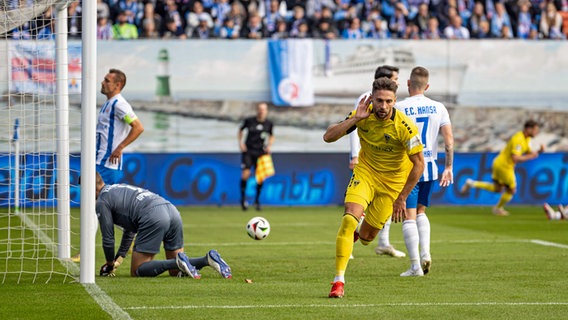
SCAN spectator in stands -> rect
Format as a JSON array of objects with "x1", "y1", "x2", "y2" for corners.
[
  {"x1": 468, "y1": 1, "x2": 488, "y2": 38},
  {"x1": 382, "y1": 0, "x2": 407, "y2": 21},
  {"x1": 97, "y1": 16, "x2": 114, "y2": 40},
  {"x1": 422, "y1": 16, "x2": 442, "y2": 39},
  {"x1": 226, "y1": 1, "x2": 248, "y2": 32},
  {"x1": 67, "y1": 1, "x2": 82, "y2": 39},
  {"x1": 11, "y1": 21, "x2": 33, "y2": 40},
  {"x1": 113, "y1": 10, "x2": 139, "y2": 39},
  {"x1": 444, "y1": 14, "x2": 470, "y2": 38},
  {"x1": 161, "y1": 0, "x2": 184, "y2": 38},
  {"x1": 163, "y1": 17, "x2": 188, "y2": 39},
  {"x1": 413, "y1": 3, "x2": 432, "y2": 34},
  {"x1": 288, "y1": 5, "x2": 309, "y2": 37},
  {"x1": 406, "y1": 0, "x2": 426, "y2": 21},
  {"x1": 192, "y1": 14, "x2": 215, "y2": 39},
  {"x1": 342, "y1": 17, "x2": 365, "y2": 39},
  {"x1": 37, "y1": 17, "x2": 55, "y2": 40},
  {"x1": 491, "y1": 2, "x2": 513, "y2": 38},
  {"x1": 499, "y1": 24, "x2": 514, "y2": 38},
  {"x1": 141, "y1": 2, "x2": 161, "y2": 39},
  {"x1": 516, "y1": 0, "x2": 534, "y2": 39},
  {"x1": 242, "y1": 12, "x2": 266, "y2": 38},
  {"x1": 335, "y1": 3, "x2": 360, "y2": 33},
  {"x1": 404, "y1": 20, "x2": 421, "y2": 39},
  {"x1": 313, "y1": 18, "x2": 339, "y2": 39},
  {"x1": 270, "y1": 18, "x2": 290, "y2": 39},
  {"x1": 539, "y1": 1, "x2": 565, "y2": 39},
  {"x1": 389, "y1": 2, "x2": 408, "y2": 38},
  {"x1": 473, "y1": 19, "x2": 491, "y2": 38},
  {"x1": 97, "y1": 0, "x2": 111, "y2": 20},
  {"x1": 306, "y1": 0, "x2": 337, "y2": 18},
  {"x1": 118, "y1": 0, "x2": 143, "y2": 28},
  {"x1": 454, "y1": 0, "x2": 474, "y2": 28},
  {"x1": 263, "y1": 0, "x2": 285, "y2": 35},
  {"x1": 293, "y1": 20, "x2": 312, "y2": 38},
  {"x1": 366, "y1": 16, "x2": 391, "y2": 39},
  {"x1": 219, "y1": 17, "x2": 241, "y2": 38},
  {"x1": 211, "y1": 0, "x2": 232, "y2": 34},
  {"x1": 186, "y1": 2, "x2": 214, "y2": 38}
]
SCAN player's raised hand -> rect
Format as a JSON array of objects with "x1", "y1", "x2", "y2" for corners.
[{"x1": 354, "y1": 95, "x2": 372, "y2": 120}]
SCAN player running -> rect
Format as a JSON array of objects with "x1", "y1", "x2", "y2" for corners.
[{"x1": 324, "y1": 78, "x2": 424, "y2": 298}]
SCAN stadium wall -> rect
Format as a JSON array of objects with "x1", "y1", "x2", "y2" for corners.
[
  {"x1": 2, "y1": 39, "x2": 568, "y2": 109},
  {"x1": 1, "y1": 152, "x2": 567, "y2": 207}
]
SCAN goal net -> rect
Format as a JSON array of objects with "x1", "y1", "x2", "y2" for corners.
[{"x1": 0, "y1": 0, "x2": 81, "y2": 283}]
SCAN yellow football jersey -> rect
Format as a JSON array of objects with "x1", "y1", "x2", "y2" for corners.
[
  {"x1": 494, "y1": 131, "x2": 531, "y2": 169},
  {"x1": 350, "y1": 109, "x2": 423, "y2": 173}
]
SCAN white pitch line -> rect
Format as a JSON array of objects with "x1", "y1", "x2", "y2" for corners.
[
  {"x1": 186, "y1": 239, "x2": 535, "y2": 247},
  {"x1": 530, "y1": 239, "x2": 568, "y2": 249},
  {"x1": 17, "y1": 213, "x2": 131, "y2": 320},
  {"x1": 124, "y1": 301, "x2": 568, "y2": 310}
]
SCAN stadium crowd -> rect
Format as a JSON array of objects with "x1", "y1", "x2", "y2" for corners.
[{"x1": 5, "y1": 0, "x2": 568, "y2": 40}]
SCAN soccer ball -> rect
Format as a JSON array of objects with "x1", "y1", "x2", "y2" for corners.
[{"x1": 246, "y1": 216, "x2": 270, "y2": 240}]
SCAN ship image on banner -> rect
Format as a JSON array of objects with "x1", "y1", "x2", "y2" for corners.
[
  {"x1": 268, "y1": 39, "x2": 314, "y2": 107},
  {"x1": 313, "y1": 43, "x2": 468, "y2": 103}
]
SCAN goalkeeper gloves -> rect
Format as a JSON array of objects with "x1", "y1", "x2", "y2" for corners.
[
  {"x1": 99, "y1": 263, "x2": 116, "y2": 277},
  {"x1": 99, "y1": 256, "x2": 125, "y2": 277}
]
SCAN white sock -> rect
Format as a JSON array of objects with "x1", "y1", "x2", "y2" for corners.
[
  {"x1": 333, "y1": 275, "x2": 345, "y2": 283},
  {"x1": 377, "y1": 217, "x2": 392, "y2": 247},
  {"x1": 416, "y1": 213, "x2": 431, "y2": 259},
  {"x1": 402, "y1": 220, "x2": 420, "y2": 269}
]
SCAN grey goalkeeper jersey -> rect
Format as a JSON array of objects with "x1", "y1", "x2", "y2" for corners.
[{"x1": 96, "y1": 184, "x2": 170, "y2": 262}]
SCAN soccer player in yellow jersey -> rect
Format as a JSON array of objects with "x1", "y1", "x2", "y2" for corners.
[
  {"x1": 461, "y1": 120, "x2": 544, "y2": 216},
  {"x1": 324, "y1": 78, "x2": 424, "y2": 298}
]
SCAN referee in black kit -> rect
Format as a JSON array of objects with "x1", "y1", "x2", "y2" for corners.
[{"x1": 237, "y1": 102, "x2": 275, "y2": 211}]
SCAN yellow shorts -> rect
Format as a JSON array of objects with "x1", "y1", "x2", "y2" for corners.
[
  {"x1": 345, "y1": 164, "x2": 407, "y2": 229},
  {"x1": 492, "y1": 163, "x2": 516, "y2": 189}
]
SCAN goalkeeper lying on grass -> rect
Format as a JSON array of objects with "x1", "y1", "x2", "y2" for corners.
[{"x1": 94, "y1": 172, "x2": 232, "y2": 279}]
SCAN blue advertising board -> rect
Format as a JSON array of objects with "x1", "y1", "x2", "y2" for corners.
[{"x1": 1, "y1": 153, "x2": 567, "y2": 208}]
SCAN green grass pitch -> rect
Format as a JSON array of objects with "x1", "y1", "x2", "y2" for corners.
[{"x1": 1, "y1": 205, "x2": 568, "y2": 320}]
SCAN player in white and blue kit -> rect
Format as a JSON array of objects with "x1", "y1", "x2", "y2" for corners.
[
  {"x1": 95, "y1": 172, "x2": 233, "y2": 278},
  {"x1": 96, "y1": 69, "x2": 144, "y2": 184},
  {"x1": 396, "y1": 66, "x2": 454, "y2": 276}
]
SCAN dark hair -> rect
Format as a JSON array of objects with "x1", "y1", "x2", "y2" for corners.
[
  {"x1": 109, "y1": 68, "x2": 127, "y2": 90},
  {"x1": 374, "y1": 65, "x2": 399, "y2": 80},
  {"x1": 524, "y1": 120, "x2": 539, "y2": 129},
  {"x1": 372, "y1": 77, "x2": 398, "y2": 94}
]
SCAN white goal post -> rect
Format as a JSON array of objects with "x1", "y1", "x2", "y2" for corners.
[{"x1": 0, "y1": 0, "x2": 96, "y2": 283}]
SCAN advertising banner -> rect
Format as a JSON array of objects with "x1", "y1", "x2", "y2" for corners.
[
  {"x1": 9, "y1": 41, "x2": 82, "y2": 94},
  {"x1": 1, "y1": 153, "x2": 566, "y2": 208}
]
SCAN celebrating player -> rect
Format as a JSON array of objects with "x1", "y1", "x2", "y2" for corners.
[
  {"x1": 324, "y1": 78, "x2": 424, "y2": 298},
  {"x1": 396, "y1": 66, "x2": 454, "y2": 276},
  {"x1": 460, "y1": 120, "x2": 544, "y2": 216},
  {"x1": 349, "y1": 65, "x2": 406, "y2": 259},
  {"x1": 94, "y1": 172, "x2": 232, "y2": 278}
]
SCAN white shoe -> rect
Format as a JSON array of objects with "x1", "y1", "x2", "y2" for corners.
[
  {"x1": 349, "y1": 254, "x2": 354, "y2": 260},
  {"x1": 460, "y1": 178, "x2": 474, "y2": 194},
  {"x1": 400, "y1": 267, "x2": 424, "y2": 277},
  {"x1": 375, "y1": 245, "x2": 406, "y2": 258},
  {"x1": 492, "y1": 206, "x2": 510, "y2": 216}
]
